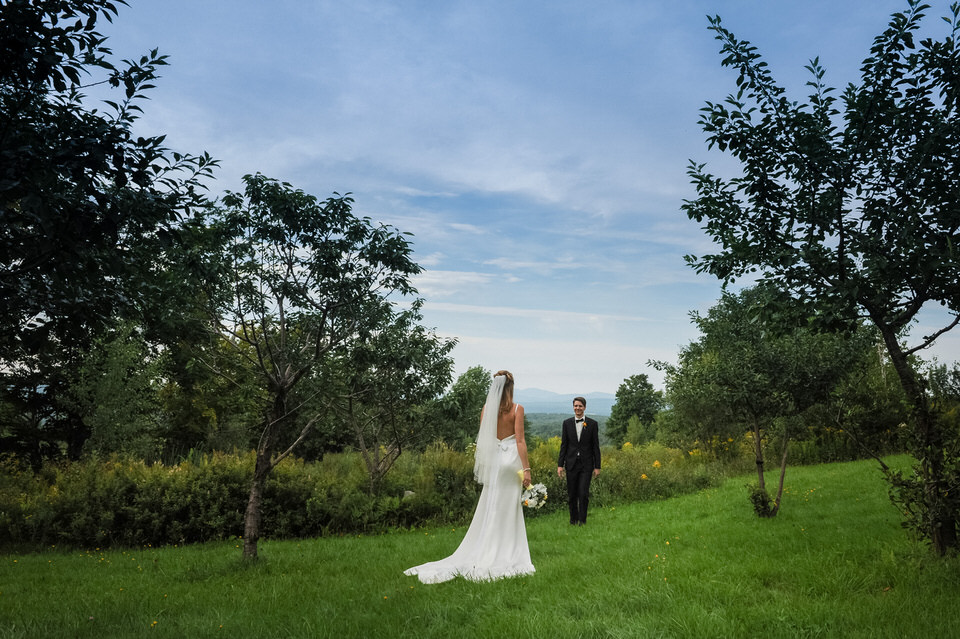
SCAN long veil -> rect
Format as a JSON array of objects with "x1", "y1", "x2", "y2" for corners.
[
  {"x1": 473, "y1": 374, "x2": 506, "y2": 485},
  {"x1": 404, "y1": 371, "x2": 534, "y2": 583}
]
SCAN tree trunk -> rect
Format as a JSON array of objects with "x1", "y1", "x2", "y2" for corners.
[
  {"x1": 242, "y1": 458, "x2": 268, "y2": 560},
  {"x1": 878, "y1": 325, "x2": 958, "y2": 554},
  {"x1": 752, "y1": 421, "x2": 766, "y2": 492},
  {"x1": 349, "y1": 413, "x2": 378, "y2": 496},
  {"x1": 771, "y1": 430, "x2": 790, "y2": 517},
  {"x1": 243, "y1": 398, "x2": 283, "y2": 561}
]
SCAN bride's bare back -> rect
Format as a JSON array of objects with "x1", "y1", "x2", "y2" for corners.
[{"x1": 496, "y1": 403, "x2": 522, "y2": 440}]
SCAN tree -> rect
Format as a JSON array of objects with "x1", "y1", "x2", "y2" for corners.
[
  {"x1": 64, "y1": 321, "x2": 164, "y2": 459},
  {"x1": 1, "y1": 0, "x2": 216, "y2": 352},
  {"x1": 205, "y1": 174, "x2": 422, "y2": 560},
  {"x1": 822, "y1": 342, "x2": 911, "y2": 462},
  {"x1": 605, "y1": 374, "x2": 663, "y2": 446},
  {"x1": 658, "y1": 288, "x2": 876, "y2": 516},
  {"x1": 156, "y1": 332, "x2": 265, "y2": 458},
  {"x1": 426, "y1": 366, "x2": 493, "y2": 449},
  {"x1": 327, "y1": 299, "x2": 455, "y2": 494},
  {"x1": 684, "y1": 1, "x2": 960, "y2": 551},
  {"x1": 0, "y1": 0, "x2": 216, "y2": 460},
  {"x1": 0, "y1": 348, "x2": 80, "y2": 467}
]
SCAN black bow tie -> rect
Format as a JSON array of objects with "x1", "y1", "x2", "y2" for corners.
[{"x1": 576, "y1": 419, "x2": 584, "y2": 423}]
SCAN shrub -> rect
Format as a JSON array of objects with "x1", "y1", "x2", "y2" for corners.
[
  {"x1": 0, "y1": 437, "x2": 745, "y2": 550},
  {"x1": 748, "y1": 484, "x2": 775, "y2": 517},
  {"x1": 526, "y1": 436, "x2": 565, "y2": 517},
  {"x1": 594, "y1": 441, "x2": 721, "y2": 507}
]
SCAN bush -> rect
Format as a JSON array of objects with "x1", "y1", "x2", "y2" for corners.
[
  {"x1": 526, "y1": 436, "x2": 565, "y2": 517},
  {"x1": 0, "y1": 437, "x2": 745, "y2": 550},
  {"x1": 748, "y1": 484, "x2": 775, "y2": 517},
  {"x1": 594, "y1": 441, "x2": 722, "y2": 507}
]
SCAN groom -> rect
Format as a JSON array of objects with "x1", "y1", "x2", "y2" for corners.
[{"x1": 557, "y1": 396, "x2": 601, "y2": 525}]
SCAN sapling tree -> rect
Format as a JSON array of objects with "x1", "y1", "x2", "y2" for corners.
[
  {"x1": 657, "y1": 288, "x2": 873, "y2": 516},
  {"x1": 326, "y1": 298, "x2": 455, "y2": 495}
]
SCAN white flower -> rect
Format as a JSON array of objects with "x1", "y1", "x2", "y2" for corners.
[{"x1": 521, "y1": 483, "x2": 548, "y2": 509}]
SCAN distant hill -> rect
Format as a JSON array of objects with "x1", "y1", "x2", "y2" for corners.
[{"x1": 516, "y1": 388, "x2": 616, "y2": 416}]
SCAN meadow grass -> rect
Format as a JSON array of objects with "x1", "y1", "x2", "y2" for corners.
[{"x1": 2, "y1": 455, "x2": 957, "y2": 638}]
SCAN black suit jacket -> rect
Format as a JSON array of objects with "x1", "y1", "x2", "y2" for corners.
[{"x1": 557, "y1": 416, "x2": 602, "y2": 472}]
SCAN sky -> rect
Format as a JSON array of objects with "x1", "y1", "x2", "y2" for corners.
[{"x1": 98, "y1": 0, "x2": 960, "y2": 395}]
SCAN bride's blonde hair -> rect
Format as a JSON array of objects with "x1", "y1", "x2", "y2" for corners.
[{"x1": 495, "y1": 370, "x2": 514, "y2": 414}]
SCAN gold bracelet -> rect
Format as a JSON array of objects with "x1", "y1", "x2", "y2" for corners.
[{"x1": 523, "y1": 467, "x2": 531, "y2": 471}]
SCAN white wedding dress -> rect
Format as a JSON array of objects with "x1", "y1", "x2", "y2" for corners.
[{"x1": 404, "y1": 434, "x2": 535, "y2": 583}]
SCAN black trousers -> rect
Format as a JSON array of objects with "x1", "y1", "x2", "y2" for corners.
[{"x1": 565, "y1": 463, "x2": 593, "y2": 524}]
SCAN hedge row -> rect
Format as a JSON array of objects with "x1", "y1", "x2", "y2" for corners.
[{"x1": 0, "y1": 440, "x2": 730, "y2": 550}]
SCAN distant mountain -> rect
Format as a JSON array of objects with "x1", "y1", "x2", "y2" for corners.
[{"x1": 516, "y1": 388, "x2": 616, "y2": 416}]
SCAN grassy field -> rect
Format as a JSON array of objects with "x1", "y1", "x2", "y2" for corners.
[{"x1": 2, "y1": 455, "x2": 957, "y2": 638}]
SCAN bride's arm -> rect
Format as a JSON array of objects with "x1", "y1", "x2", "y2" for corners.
[{"x1": 514, "y1": 404, "x2": 532, "y2": 487}]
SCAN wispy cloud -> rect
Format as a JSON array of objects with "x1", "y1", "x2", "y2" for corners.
[
  {"x1": 412, "y1": 270, "x2": 500, "y2": 298},
  {"x1": 449, "y1": 223, "x2": 488, "y2": 235},
  {"x1": 482, "y1": 256, "x2": 586, "y2": 276},
  {"x1": 104, "y1": 0, "x2": 959, "y2": 391},
  {"x1": 425, "y1": 301, "x2": 662, "y2": 325}
]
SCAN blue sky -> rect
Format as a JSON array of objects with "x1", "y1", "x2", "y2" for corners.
[{"x1": 101, "y1": 1, "x2": 960, "y2": 394}]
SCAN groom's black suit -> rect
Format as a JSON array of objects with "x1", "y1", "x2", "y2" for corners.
[{"x1": 557, "y1": 415, "x2": 601, "y2": 525}]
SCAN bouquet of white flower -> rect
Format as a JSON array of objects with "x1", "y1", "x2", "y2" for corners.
[{"x1": 521, "y1": 483, "x2": 548, "y2": 509}]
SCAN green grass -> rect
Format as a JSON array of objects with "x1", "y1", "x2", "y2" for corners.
[{"x1": 2, "y1": 455, "x2": 957, "y2": 638}]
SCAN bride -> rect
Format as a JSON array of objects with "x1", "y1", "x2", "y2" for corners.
[{"x1": 404, "y1": 370, "x2": 535, "y2": 583}]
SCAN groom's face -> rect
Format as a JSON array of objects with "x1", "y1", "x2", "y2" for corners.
[{"x1": 573, "y1": 400, "x2": 585, "y2": 419}]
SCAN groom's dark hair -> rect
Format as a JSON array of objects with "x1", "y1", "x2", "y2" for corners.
[{"x1": 573, "y1": 396, "x2": 586, "y2": 406}]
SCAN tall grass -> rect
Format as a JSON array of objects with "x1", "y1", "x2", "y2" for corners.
[{"x1": 2, "y1": 455, "x2": 957, "y2": 638}]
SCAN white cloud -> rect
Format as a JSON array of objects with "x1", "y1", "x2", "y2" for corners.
[
  {"x1": 425, "y1": 302, "x2": 659, "y2": 325},
  {"x1": 412, "y1": 270, "x2": 497, "y2": 299},
  {"x1": 416, "y1": 252, "x2": 446, "y2": 268},
  {"x1": 449, "y1": 223, "x2": 488, "y2": 235},
  {"x1": 482, "y1": 256, "x2": 585, "y2": 276}
]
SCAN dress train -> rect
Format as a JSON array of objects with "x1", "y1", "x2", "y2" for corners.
[{"x1": 404, "y1": 435, "x2": 535, "y2": 583}]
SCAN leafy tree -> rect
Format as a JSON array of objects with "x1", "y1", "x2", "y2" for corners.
[
  {"x1": 820, "y1": 343, "x2": 911, "y2": 462},
  {"x1": 425, "y1": 366, "x2": 493, "y2": 449},
  {"x1": 927, "y1": 362, "x2": 960, "y2": 405},
  {"x1": 0, "y1": 350, "x2": 80, "y2": 467},
  {"x1": 684, "y1": 1, "x2": 960, "y2": 551},
  {"x1": 327, "y1": 299, "x2": 455, "y2": 494},
  {"x1": 657, "y1": 289, "x2": 875, "y2": 516},
  {"x1": 204, "y1": 174, "x2": 421, "y2": 560},
  {"x1": 62, "y1": 321, "x2": 163, "y2": 459},
  {"x1": 606, "y1": 374, "x2": 663, "y2": 446},
  {"x1": 623, "y1": 415, "x2": 648, "y2": 448},
  {"x1": 0, "y1": 0, "x2": 216, "y2": 459},
  {"x1": 156, "y1": 333, "x2": 265, "y2": 459},
  {"x1": 1, "y1": 0, "x2": 216, "y2": 352}
]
